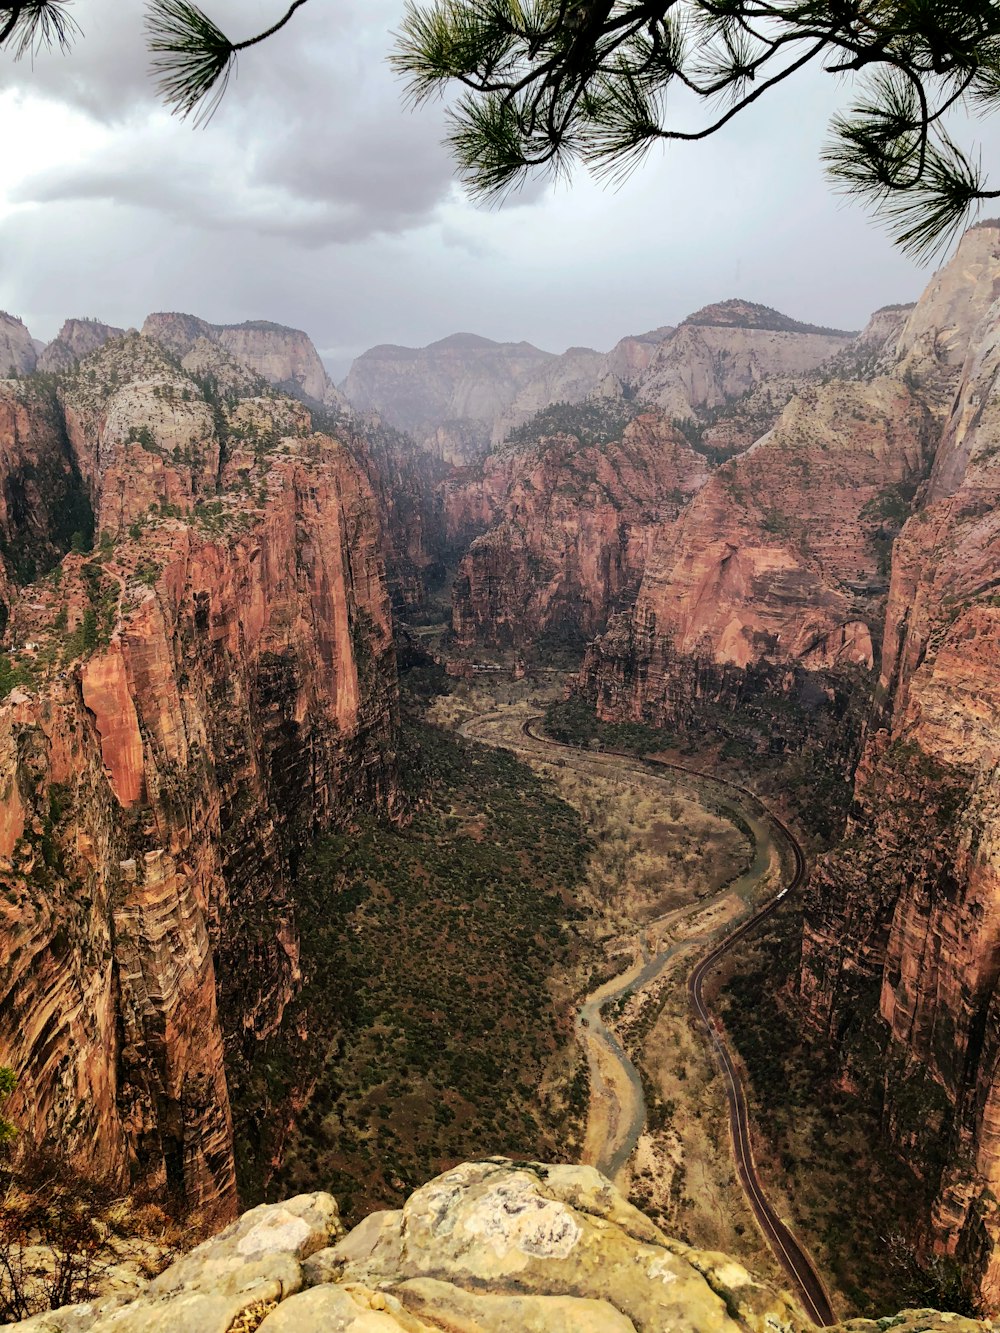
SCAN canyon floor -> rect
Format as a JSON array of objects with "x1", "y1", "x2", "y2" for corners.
[
  {"x1": 414, "y1": 666, "x2": 968, "y2": 1321},
  {"x1": 429, "y1": 678, "x2": 784, "y2": 1280}
]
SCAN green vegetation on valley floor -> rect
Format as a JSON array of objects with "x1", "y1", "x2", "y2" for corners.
[
  {"x1": 720, "y1": 905, "x2": 974, "y2": 1320},
  {"x1": 227, "y1": 706, "x2": 596, "y2": 1225}
]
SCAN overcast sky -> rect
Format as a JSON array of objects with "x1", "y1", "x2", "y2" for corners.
[{"x1": 0, "y1": 0, "x2": 995, "y2": 378}]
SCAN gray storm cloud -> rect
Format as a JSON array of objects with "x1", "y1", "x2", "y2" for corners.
[{"x1": 4, "y1": 0, "x2": 993, "y2": 367}]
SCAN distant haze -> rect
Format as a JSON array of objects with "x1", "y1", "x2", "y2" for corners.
[{"x1": 3, "y1": 0, "x2": 999, "y2": 368}]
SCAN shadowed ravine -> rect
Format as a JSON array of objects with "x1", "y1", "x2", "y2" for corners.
[{"x1": 459, "y1": 707, "x2": 835, "y2": 1327}]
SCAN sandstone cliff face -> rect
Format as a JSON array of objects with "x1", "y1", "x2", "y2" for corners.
[
  {"x1": 582, "y1": 376, "x2": 932, "y2": 725},
  {"x1": 451, "y1": 412, "x2": 708, "y2": 650},
  {"x1": 798, "y1": 226, "x2": 1000, "y2": 1305},
  {"x1": 37, "y1": 320, "x2": 125, "y2": 373},
  {"x1": 0, "y1": 336, "x2": 397, "y2": 1222},
  {"x1": 140, "y1": 313, "x2": 348, "y2": 409},
  {"x1": 0, "y1": 381, "x2": 94, "y2": 605},
  {"x1": 488, "y1": 345, "x2": 607, "y2": 446},
  {"x1": 0, "y1": 313, "x2": 37, "y2": 378},
  {"x1": 341, "y1": 302, "x2": 850, "y2": 466},
  {"x1": 342, "y1": 332, "x2": 556, "y2": 465},
  {"x1": 632, "y1": 300, "x2": 853, "y2": 422}
]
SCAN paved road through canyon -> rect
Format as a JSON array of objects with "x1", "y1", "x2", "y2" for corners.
[{"x1": 459, "y1": 707, "x2": 836, "y2": 1328}]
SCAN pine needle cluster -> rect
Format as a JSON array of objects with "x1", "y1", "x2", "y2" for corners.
[
  {"x1": 391, "y1": 0, "x2": 1000, "y2": 258},
  {"x1": 4, "y1": 0, "x2": 1000, "y2": 257}
]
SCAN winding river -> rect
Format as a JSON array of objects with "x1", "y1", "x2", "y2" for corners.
[{"x1": 459, "y1": 707, "x2": 835, "y2": 1327}]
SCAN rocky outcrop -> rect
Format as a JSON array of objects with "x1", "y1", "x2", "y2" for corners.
[
  {"x1": 632, "y1": 300, "x2": 854, "y2": 422},
  {"x1": 451, "y1": 412, "x2": 708, "y2": 650},
  {"x1": 0, "y1": 313, "x2": 37, "y2": 378},
  {"x1": 5, "y1": 1161, "x2": 989, "y2": 1333},
  {"x1": 140, "y1": 313, "x2": 348, "y2": 409},
  {"x1": 341, "y1": 303, "x2": 851, "y2": 465},
  {"x1": 37, "y1": 320, "x2": 124, "y2": 373},
  {"x1": 798, "y1": 223, "x2": 1000, "y2": 1306},
  {"x1": 0, "y1": 335, "x2": 397, "y2": 1222},
  {"x1": 824, "y1": 304, "x2": 916, "y2": 382},
  {"x1": 582, "y1": 376, "x2": 933, "y2": 724},
  {"x1": 342, "y1": 333, "x2": 556, "y2": 464},
  {"x1": 489, "y1": 345, "x2": 607, "y2": 445}
]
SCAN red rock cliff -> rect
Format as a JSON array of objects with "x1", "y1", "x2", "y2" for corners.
[
  {"x1": 581, "y1": 376, "x2": 933, "y2": 726},
  {"x1": 450, "y1": 411, "x2": 708, "y2": 650},
  {"x1": 799, "y1": 223, "x2": 1000, "y2": 1305},
  {"x1": 0, "y1": 334, "x2": 397, "y2": 1222}
]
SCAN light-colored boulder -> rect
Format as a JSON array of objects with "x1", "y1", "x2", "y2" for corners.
[{"x1": 4, "y1": 1165, "x2": 992, "y2": 1333}]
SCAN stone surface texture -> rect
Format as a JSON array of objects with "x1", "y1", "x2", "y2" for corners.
[
  {"x1": 7, "y1": 1161, "x2": 978, "y2": 1333},
  {"x1": 581, "y1": 375, "x2": 932, "y2": 723},
  {"x1": 37, "y1": 320, "x2": 125, "y2": 373},
  {"x1": 450, "y1": 413, "x2": 709, "y2": 649},
  {"x1": 0, "y1": 312, "x2": 37, "y2": 378},
  {"x1": 799, "y1": 223, "x2": 1000, "y2": 1306},
  {"x1": 140, "y1": 313, "x2": 348, "y2": 409}
]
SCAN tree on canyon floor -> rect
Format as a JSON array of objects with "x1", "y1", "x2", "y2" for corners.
[{"x1": 4, "y1": 1, "x2": 1000, "y2": 257}]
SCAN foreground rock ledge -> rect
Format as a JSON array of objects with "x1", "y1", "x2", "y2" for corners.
[{"x1": 3, "y1": 1160, "x2": 991, "y2": 1332}]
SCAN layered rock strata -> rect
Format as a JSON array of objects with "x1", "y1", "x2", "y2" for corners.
[
  {"x1": 450, "y1": 412, "x2": 708, "y2": 650},
  {"x1": 342, "y1": 302, "x2": 853, "y2": 466},
  {"x1": 37, "y1": 319, "x2": 124, "y2": 373},
  {"x1": 799, "y1": 222, "x2": 1000, "y2": 1305},
  {"x1": 140, "y1": 313, "x2": 348, "y2": 409},
  {"x1": 0, "y1": 334, "x2": 397, "y2": 1221},
  {"x1": 0, "y1": 312, "x2": 37, "y2": 378},
  {"x1": 633, "y1": 300, "x2": 853, "y2": 421},
  {"x1": 582, "y1": 375, "x2": 933, "y2": 726},
  {"x1": 342, "y1": 332, "x2": 557, "y2": 465}
]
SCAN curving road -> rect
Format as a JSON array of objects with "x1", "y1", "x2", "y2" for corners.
[{"x1": 469, "y1": 712, "x2": 836, "y2": 1327}]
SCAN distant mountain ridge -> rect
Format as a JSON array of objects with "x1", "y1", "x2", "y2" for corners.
[
  {"x1": 340, "y1": 300, "x2": 854, "y2": 464},
  {"x1": 683, "y1": 298, "x2": 856, "y2": 337}
]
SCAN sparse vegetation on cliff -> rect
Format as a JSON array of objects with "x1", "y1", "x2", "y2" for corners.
[{"x1": 503, "y1": 398, "x2": 638, "y2": 450}]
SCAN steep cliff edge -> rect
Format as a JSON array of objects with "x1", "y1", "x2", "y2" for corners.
[
  {"x1": 799, "y1": 223, "x2": 1000, "y2": 1305},
  {"x1": 3, "y1": 1161, "x2": 988, "y2": 1333},
  {"x1": 0, "y1": 313, "x2": 37, "y2": 378},
  {"x1": 342, "y1": 332, "x2": 556, "y2": 465},
  {"x1": 37, "y1": 319, "x2": 125, "y2": 373},
  {"x1": 581, "y1": 376, "x2": 933, "y2": 740},
  {"x1": 0, "y1": 381, "x2": 94, "y2": 613},
  {"x1": 450, "y1": 408, "x2": 708, "y2": 650},
  {"x1": 342, "y1": 303, "x2": 852, "y2": 468},
  {"x1": 632, "y1": 300, "x2": 853, "y2": 421},
  {"x1": 0, "y1": 334, "x2": 397, "y2": 1222}
]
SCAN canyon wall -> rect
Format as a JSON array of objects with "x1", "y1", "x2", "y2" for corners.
[
  {"x1": 341, "y1": 301, "x2": 853, "y2": 467},
  {"x1": 341, "y1": 332, "x2": 558, "y2": 465},
  {"x1": 634, "y1": 300, "x2": 853, "y2": 421},
  {"x1": 140, "y1": 313, "x2": 348, "y2": 409},
  {"x1": 0, "y1": 313, "x2": 37, "y2": 378},
  {"x1": 0, "y1": 333, "x2": 397, "y2": 1221},
  {"x1": 799, "y1": 222, "x2": 1000, "y2": 1305},
  {"x1": 450, "y1": 411, "x2": 708, "y2": 650},
  {"x1": 581, "y1": 375, "x2": 933, "y2": 731},
  {"x1": 37, "y1": 319, "x2": 125, "y2": 373}
]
